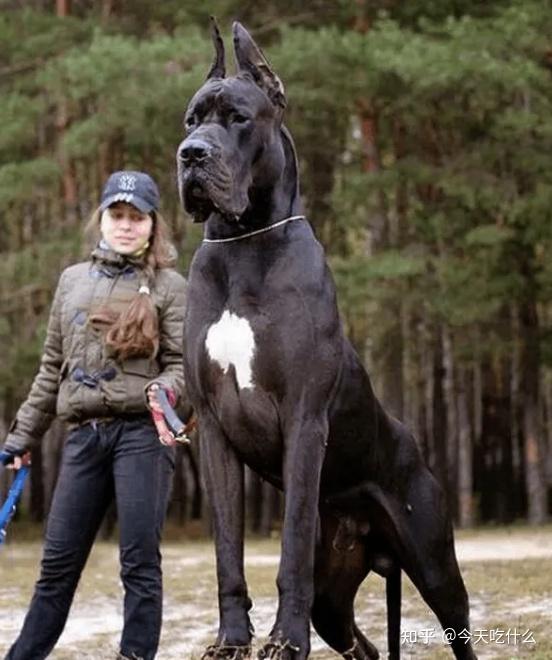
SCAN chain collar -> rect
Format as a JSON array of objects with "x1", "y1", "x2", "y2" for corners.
[{"x1": 203, "y1": 215, "x2": 305, "y2": 244}]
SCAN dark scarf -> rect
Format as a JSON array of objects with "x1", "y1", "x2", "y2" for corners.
[{"x1": 91, "y1": 241, "x2": 147, "y2": 277}]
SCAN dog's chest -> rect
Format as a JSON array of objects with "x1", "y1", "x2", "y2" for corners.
[
  {"x1": 198, "y1": 307, "x2": 283, "y2": 470},
  {"x1": 205, "y1": 310, "x2": 256, "y2": 390}
]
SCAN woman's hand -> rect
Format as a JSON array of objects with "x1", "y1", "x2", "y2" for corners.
[
  {"x1": 147, "y1": 383, "x2": 177, "y2": 446},
  {"x1": 5, "y1": 451, "x2": 32, "y2": 470}
]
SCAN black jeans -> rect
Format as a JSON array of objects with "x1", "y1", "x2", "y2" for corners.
[{"x1": 6, "y1": 416, "x2": 174, "y2": 660}]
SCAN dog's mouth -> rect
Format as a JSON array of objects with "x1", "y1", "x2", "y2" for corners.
[
  {"x1": 180, "y1": 168, "x2": 248, "y2": 223},
  {"x1": 185, "y1": 179, "x2": 213, "y2": 218},
  {"x1": 181, "y1": 174, "x2": 218, "y2": 223},
  {"x1": 187, "y1": 179, "x2": 209, "y2": 201}
]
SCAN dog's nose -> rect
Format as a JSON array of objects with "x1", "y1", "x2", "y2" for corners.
[{"x1": 179, "y1": 139, "x2": 211, "y2": 165}]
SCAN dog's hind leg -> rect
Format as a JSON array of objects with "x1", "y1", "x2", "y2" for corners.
[
  {"x1": 393, "y1": 474, "x2": 478, "y2": 660},
  {"x1": 311, "y1": 513, "x2": 379, "y2": 660},
  {"x1": 403, "y1": 554, "x2": 477, "y2": 659},
  {"x1": 327, "y1": 473, "x2": 476, "y2": 659},
  {"x1": 401, "y1": 540, "x2": 477, "y2": 660}
]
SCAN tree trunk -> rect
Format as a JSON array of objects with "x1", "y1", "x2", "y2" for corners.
[
  {"x1": 55, "y1": 0, "x2": 77, "y2": 226},
  {"x1": 422, "y1": 320, "x2": 435, "y2": 468},
  {"x1": 402, "y1": 304, "x2": 418, "y2": 435},
  {"x1": 432, "y1": 326, "x2": 448, "y2": 496},
  {"x1": 380, "y1": 302, "x2": 404, "y2": 420},
  {"x1": 101, "y1": 0, "x2": 115, "y2": 23},
  {"x1": 184, "y1": 442, "x2": 202, "y2": 520},
  {"x1": 478, "y1": 355, "x2": 515, "y2": 522},
  {"x1": 30, "y1": 444, "x2": 44, "y2": 522},
  {"x1": 543, "y1": 368, "x2": 552, "y2": 495},
  {"x1": 519, "y1": 300, "x2": 548, "y2": 523},
  {"x1": 473, "y1": 347, "x2": 482, "y2": 445},
  {"x1": 442, "y1": 325, "x2": 457, "y2": 517},
  {"x1": 357, "y1": 103, "x2": 404, "y2": 417},
  {"x1": 170, "y1": 446, "x2": 187, "y2": 525},
  {"x1": 358, "y1": 103, "x2": 388, "y2": 253},
  {"x1": 56, "y1": 0, "x2": 70, "y2": 16},
  {"x1": 509, "y1": 305, "x2": 526, "y2": 519},
  {"x1": 457, "y1": 366, "x2": 474, "y2": 527},
  {"x1": 248, "y1": 470, "x2": 264, "y2": 533},
  {"x1": 259, "y1": 481, "x2": 282, "y2": 536}
]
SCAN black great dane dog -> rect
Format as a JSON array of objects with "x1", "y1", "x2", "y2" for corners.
[{"x1": 177, "y1": 20, "x2": 477, "y2": 660}]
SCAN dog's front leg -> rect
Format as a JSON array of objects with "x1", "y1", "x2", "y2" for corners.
[
  {"x1": 201, "y1": 411, "x2": 253, "y2": 659},
  {"x1": 261, "y1": 416, "x2": 328, "y2": 660}
]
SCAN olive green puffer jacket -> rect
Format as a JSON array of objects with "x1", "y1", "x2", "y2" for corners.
[{"x1": 4, "y1": 244, "x2": 187, "y2": 453}]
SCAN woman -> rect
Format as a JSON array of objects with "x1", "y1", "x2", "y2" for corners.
[{"x1": 1, "y1": 170, "x2": 188, "y2": 660}]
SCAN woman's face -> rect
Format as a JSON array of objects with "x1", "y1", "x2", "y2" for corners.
[{"x1": 100, "y1": 202, "x2": 153, "y2": 255}]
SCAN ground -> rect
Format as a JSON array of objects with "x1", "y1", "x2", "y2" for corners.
[{"x1": 0, "y1": 526, "x2": 550, "y2": 659}]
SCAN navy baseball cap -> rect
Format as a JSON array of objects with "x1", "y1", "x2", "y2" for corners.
[{"x1": 100, "y1": 171, "x2": 160, "y2": 214}]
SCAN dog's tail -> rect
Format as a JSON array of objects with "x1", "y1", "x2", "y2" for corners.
[
  {"x1": 327, "y1": 481, "x2": 420, "y2": 659},
  {"x1": 386, "y1": 567, "x2": 401, "y2": 659}
]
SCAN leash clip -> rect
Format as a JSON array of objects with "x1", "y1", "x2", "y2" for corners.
[{"x1": 154, "y1": 389, "x2": 196, "y2": 444}]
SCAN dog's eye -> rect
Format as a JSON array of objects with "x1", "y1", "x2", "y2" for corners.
[
  {"x1": 185, "y1": 115, "x2": 197, "y2": 132},
  {"x1": 230, "y1": 112, "x2": 250, "y2": 125}
]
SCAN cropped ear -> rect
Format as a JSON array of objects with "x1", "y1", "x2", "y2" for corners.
[
  {"x1": 206, "y1": 16, "x2": 225, "y2": 80},
  {"x1": 232, "y1": 21, "x2": 286, "y2": 109}
]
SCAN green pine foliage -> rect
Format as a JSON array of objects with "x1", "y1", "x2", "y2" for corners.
[
  {"x1": 1, "y1": 0, "x2": 551, "y2": 380},
  {"x1": 1, "y1": 0, "x2": 552, "y2": 521}
]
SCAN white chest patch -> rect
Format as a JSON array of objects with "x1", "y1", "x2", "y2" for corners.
[{"x1": 205, "y1": 310, "x2": 256, "y2": 389}]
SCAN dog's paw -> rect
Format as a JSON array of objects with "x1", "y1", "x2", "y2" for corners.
[
  {"x1": 341, "y1": 638, "x2": 379, "y2": 660},
  {"x1": 201, "y1": 643, "x2": 252, "y2": 659},
  {"x1": 257, "y1": 640, "x2": 302, "y2": 660},
  {"x1": 336, "y1": 629, "x2": 379, "y2": 660}
]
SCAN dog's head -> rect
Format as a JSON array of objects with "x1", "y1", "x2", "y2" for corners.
[{"x1": 176, "y1": 20, "x2": 289, "y2": 224}]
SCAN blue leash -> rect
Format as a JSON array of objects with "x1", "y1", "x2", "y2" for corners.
[
  {"x1": 0, "y1": 451, "x2": 30, "y2": 546},
  {"x1": 156, "y1": 389, "x2": 194, "y2": 444}
]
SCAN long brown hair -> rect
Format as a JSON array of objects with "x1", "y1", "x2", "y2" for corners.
[{"x1": 85, "y1": 207, "x2": 177, "y2": 361}]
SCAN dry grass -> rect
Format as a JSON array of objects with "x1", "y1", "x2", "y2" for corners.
[{"x1": 0, "y1": 528, "x2": 550, "y2": 658}]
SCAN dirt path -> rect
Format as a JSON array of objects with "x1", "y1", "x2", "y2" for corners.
[
  {"x1": 0, "y1": 528, "x2": 550, "y2": 659},
  {"x1": 454, "y1": 528, "x2": 552, "y2": 561}
]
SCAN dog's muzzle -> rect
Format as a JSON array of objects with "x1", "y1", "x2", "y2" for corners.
[
  {"x1": 177, "y1": 136, "x2": 248, "y2": 222},
  {"x1": 177, "y1": 138, "x2": 216, "y2": 220},
  {"x1": 178, "y1": 138, "x2": 213, "y2": 167}
]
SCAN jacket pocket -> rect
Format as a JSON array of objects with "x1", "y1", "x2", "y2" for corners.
[
  {"x1": 102, "y1": 358, "x2": 160, "y2": 414},
  {"x1": 121, "y1": 357, "x2": 158, "y2": 377}
]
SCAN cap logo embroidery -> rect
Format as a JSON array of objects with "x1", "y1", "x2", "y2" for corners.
[
  {"x1": 118, "y1": 174, "x2": 137, "y2": 191},
  {"x1": 112, "y1": 193, "x2": 133, "y2": 204}
]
